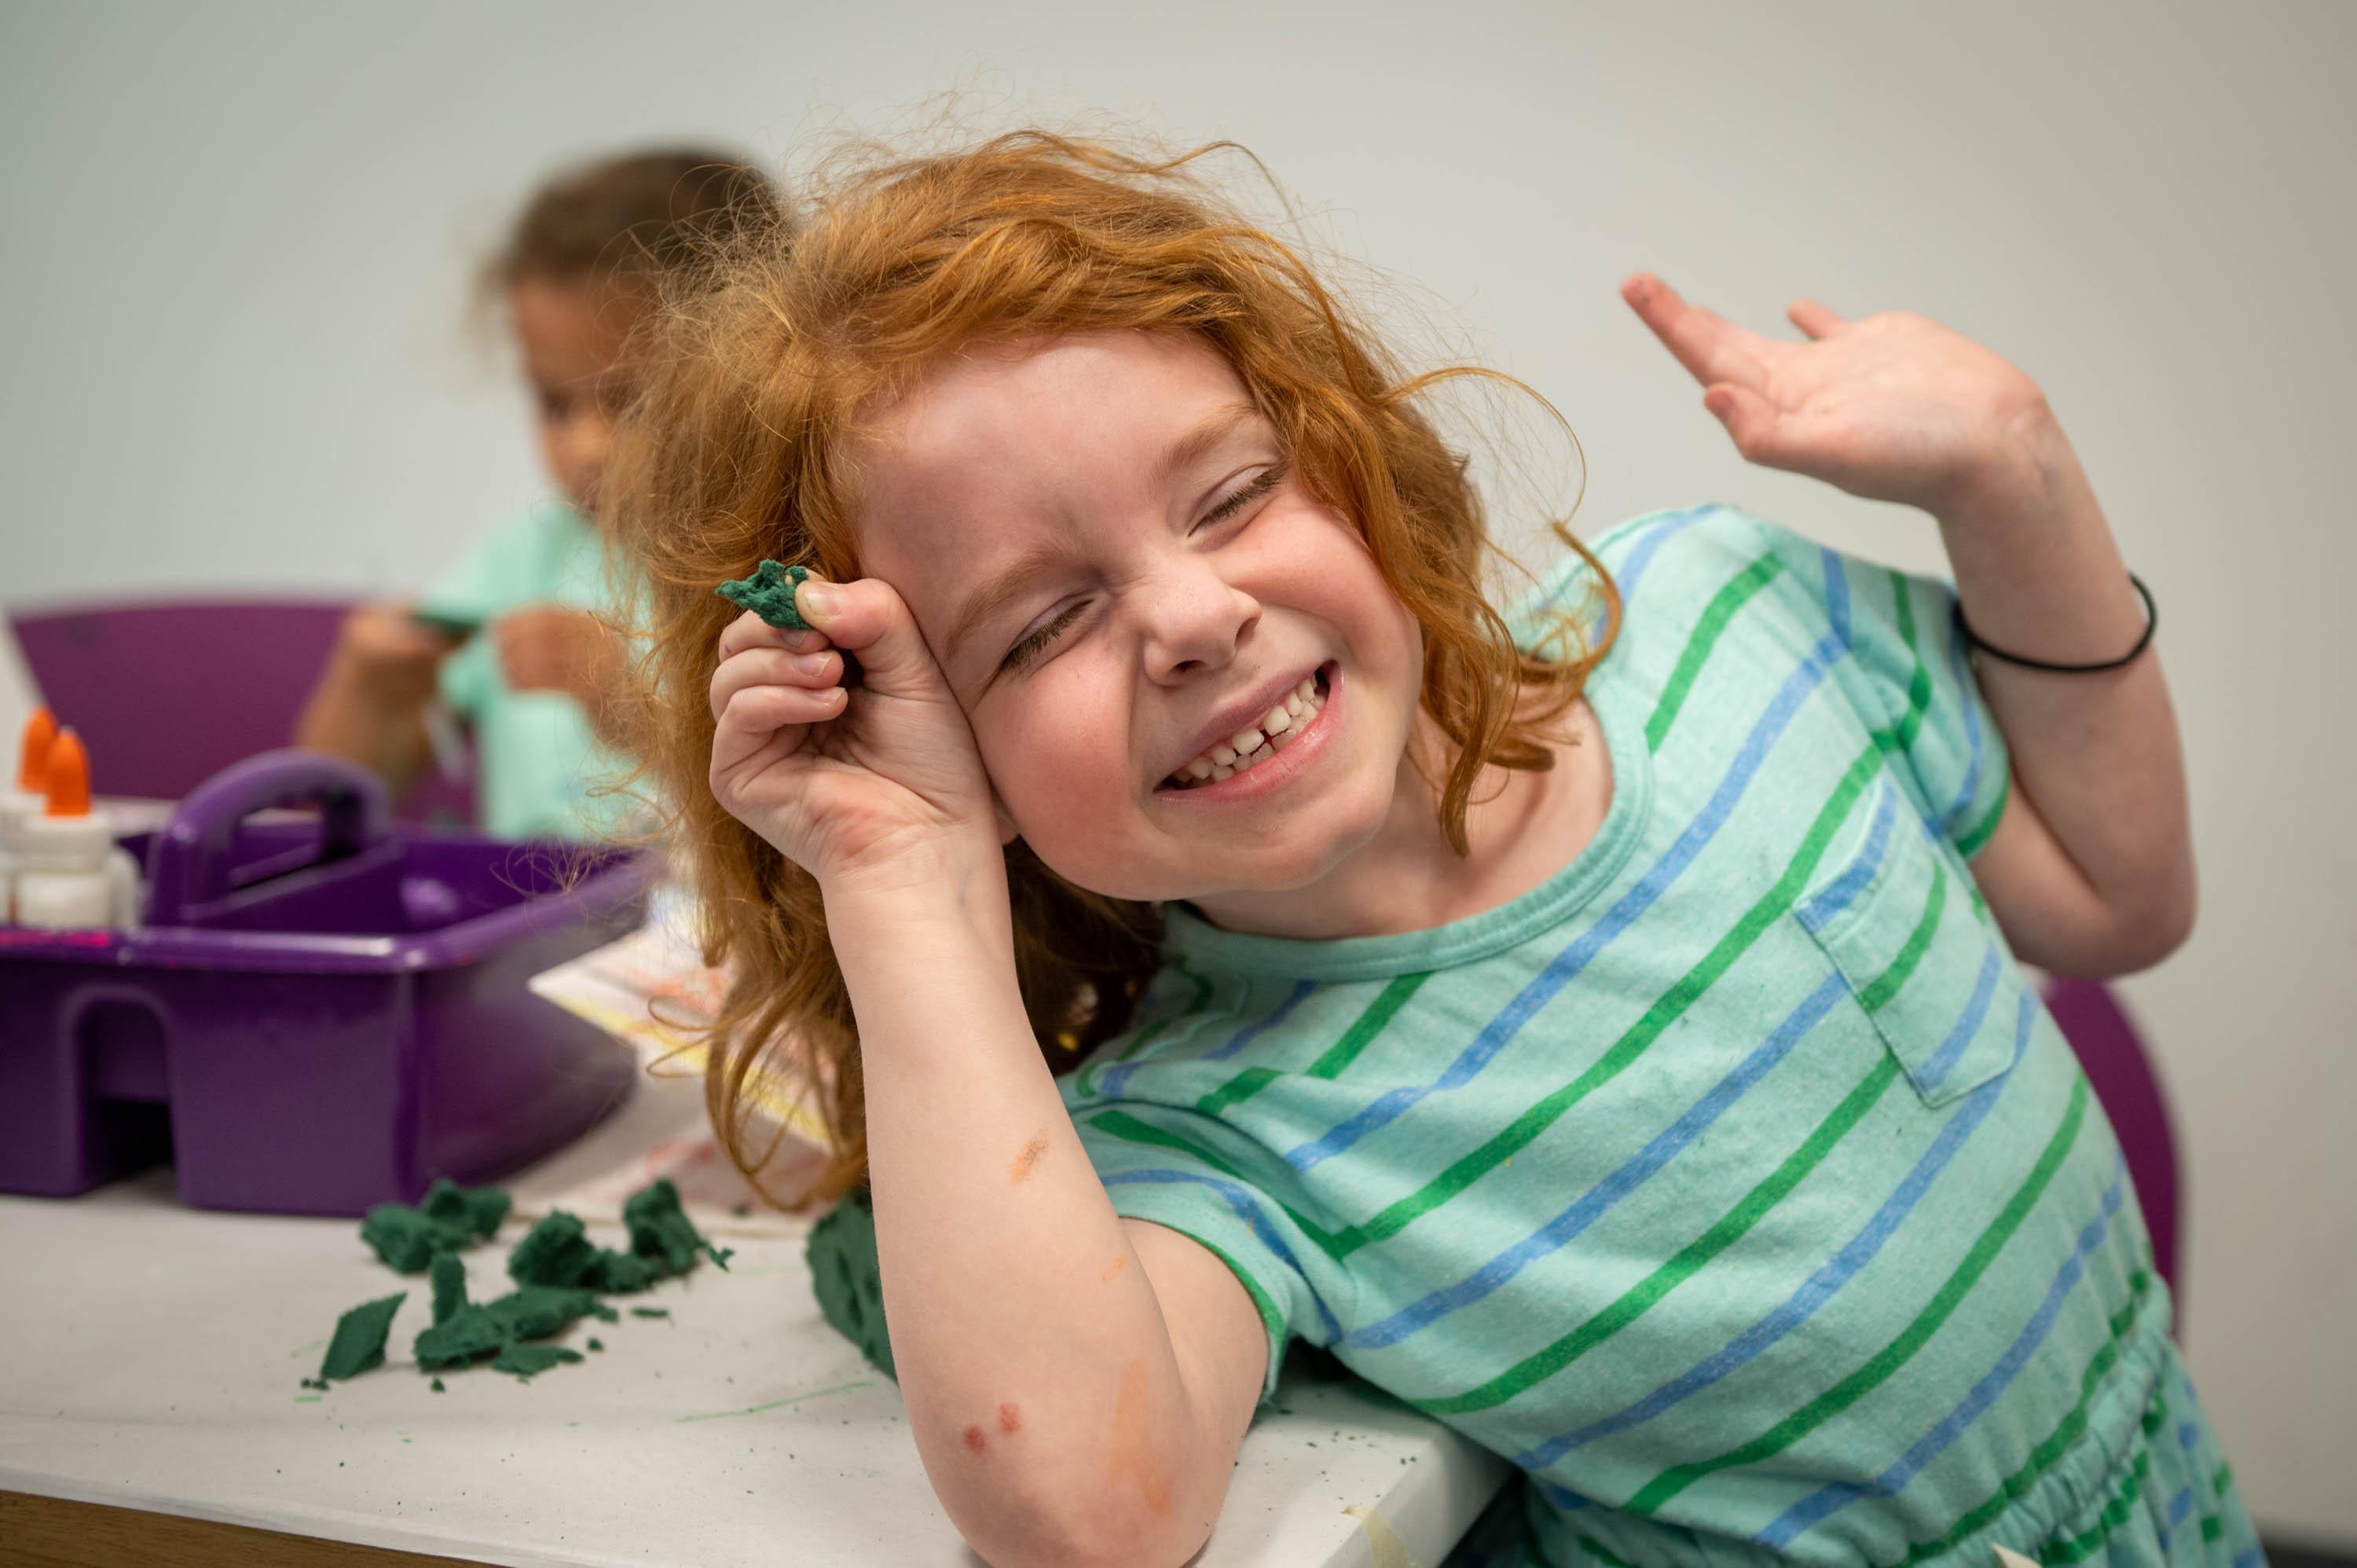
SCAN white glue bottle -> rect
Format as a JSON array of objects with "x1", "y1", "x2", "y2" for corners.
[
  {"x1": 0, "y1": 706, "x2": 58, "y2": 924},
  {"x1": 13, "y1": 727, "x2": 141, "y2": 930}
]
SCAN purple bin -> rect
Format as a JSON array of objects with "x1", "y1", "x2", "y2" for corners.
[{"x1": 0, "y1": 751, "x2": 649, "y2": 1214}]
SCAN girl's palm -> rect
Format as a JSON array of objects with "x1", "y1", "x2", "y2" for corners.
[{"x1": 1622, "y1": 273, "x2": 2051, "y2": 514}]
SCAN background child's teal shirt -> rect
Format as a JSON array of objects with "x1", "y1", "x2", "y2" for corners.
[
  {"x1": 1061, "y1": 506, "x2": 2257, "y2": 1568},
  {"x1": 418, "y1": 500, "x2": 632, "y2": 841}
]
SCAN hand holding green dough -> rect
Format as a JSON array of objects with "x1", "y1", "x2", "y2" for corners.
[{"x1": 717, "y1": 560, "x2": 815, "y2": 632}]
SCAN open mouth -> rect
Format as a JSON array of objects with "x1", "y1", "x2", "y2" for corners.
[{"x1": 1158, "y1": 662, "x2": 1335, "y2": 793}]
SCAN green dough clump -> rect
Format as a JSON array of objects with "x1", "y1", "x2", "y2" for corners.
[
  {"x1": 716, "y1": 560, "x2": 813, "y2": 631},
  {"x1": 319, "y1": 1292, "x2": 408, "y2": 1382},
  {"x1": 414, "y1": 1304, "x2": 508, "y2": 1371},
  {"x1": 360, "y1": 1179, "x2": 509, "y2": 1272},
  {"x1": 493, "y1": 1343, "x2": 585, "y2": 1379},
  {"x1": 427, "y1": 1178, "x2": 511, "y2": 1239},
  {"x1": 428, "y1": 1251, "x2": 468, "y2": 1326},
  {"x1": 806, "y1": 1188, "x2": 894, "y2": 1379},
  {"x1": 486, "y1": 1286, "x2": 609, "y2": 1343},
  {"x1": 587, "y1": 1337, "x2": 604, "y2": 1353},
  {"x1": 430, "y1": 1377, "x2": 445, "y2": 1393},
  {"x1": 629, "y1": 1306, "x2": 669, "y2": 1320},
  {"x1": 586, "y1": 1249, "x2": 664, "y2": 1293},
  {"x1": 624, "y1": 1178, "x2": 731, "y2": 1274},
  {"x1": 508, "y1": 1211, "x2": 599, "y2": 1288}
]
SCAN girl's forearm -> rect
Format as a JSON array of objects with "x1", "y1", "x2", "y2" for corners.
[
  {"x1": 1934, "y1": 410, "x2": 2194, "y2": 951},
  {"x1": 824, "y1": 860, "x2": 1224, "y2": 1567}
]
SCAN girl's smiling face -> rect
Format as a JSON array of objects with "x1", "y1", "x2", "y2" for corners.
[{"x1": 851, "y1": 331, "x2": 1427, "y2": 909}]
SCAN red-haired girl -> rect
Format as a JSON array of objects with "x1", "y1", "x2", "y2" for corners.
[{"x1": 608, "y1": 132, "x2": 2249, "y2": 1568}]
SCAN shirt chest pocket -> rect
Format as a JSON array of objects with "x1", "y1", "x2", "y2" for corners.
[{"x1": 1794, "y1": 780, "x2": 2025, "y2": 1108}]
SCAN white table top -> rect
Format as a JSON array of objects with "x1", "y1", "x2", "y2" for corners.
[{"x1": 0, "y1": 1062, "x2": 1509, "y2": 1566}]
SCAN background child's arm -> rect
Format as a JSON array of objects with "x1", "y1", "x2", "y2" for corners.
[
  {"x1": 830, "y1": 871, "x2": 1270, "y2": 1567},
  {"x1": 1623, "y1": 276, "x2": 2194, "y2": 975},
  {"x1": 291, "y1": 604, "x2": 443, "y2": 792}
]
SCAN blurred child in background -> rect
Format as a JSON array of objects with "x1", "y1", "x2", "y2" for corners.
[{"x1": 295, "y1": 146, "x2": 779, "y2": 838}]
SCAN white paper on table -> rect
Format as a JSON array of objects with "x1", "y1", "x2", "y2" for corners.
[{"x1": 527, "y1": 898, "x2": 836, "y2": 1223}]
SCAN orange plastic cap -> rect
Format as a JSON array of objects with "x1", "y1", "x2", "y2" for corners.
[
  {"x1": 43, "y1": 727, "x2": 91, "y2": 817},
  {"x1": 17, "y1": 706, "x2": 56, "y2": 791}
]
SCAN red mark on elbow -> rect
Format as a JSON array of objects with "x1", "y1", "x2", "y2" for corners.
[
  {"x1": 1100, "y1": 1255, "x2": 1127, "y2": 1284},
  {"x1": 962, "y1": 1423, "x2": 988, "y2": 1455},
  {"x1": 1010, "y1": 1131, "x2": 1049, "y2": 1183},
  {"x1": 999, "y1": 1401, "x2": 1022, "y2": 1434}
]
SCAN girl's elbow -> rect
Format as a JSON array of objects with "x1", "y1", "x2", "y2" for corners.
[{"x1": 946, "y1": 1463, "x2": 1211, "y2": 1568}]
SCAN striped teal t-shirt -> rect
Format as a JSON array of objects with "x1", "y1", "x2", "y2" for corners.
[{"x1": 1060, "y1": 505, "x2": 2257, "y2": 1568}]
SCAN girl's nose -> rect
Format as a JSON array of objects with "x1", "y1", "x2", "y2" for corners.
[{"x1": 1138, "y1": 556, "x2": 1260, "y2": 680}]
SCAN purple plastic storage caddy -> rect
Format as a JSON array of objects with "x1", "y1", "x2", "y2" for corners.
[{"x1": 0, "y1": 750, "x2": 651, "y2": 1214}]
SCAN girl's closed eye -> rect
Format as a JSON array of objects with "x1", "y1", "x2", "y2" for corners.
[{"x1": 999, "y1": 460, "x2": 1291, "y2": 675}]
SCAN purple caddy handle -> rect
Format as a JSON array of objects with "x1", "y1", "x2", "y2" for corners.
[{"x1": 145, "y1": 749, "x2": 393, "y2": 927}]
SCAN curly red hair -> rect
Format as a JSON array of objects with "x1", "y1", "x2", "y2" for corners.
[{"x1": 601, "y1": 129, "x2": 1618, "y2": 1206}]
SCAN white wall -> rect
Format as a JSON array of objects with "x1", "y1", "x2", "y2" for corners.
[{"x1": 5, "y1": 0, "x2": 2352, "y2": 1544}]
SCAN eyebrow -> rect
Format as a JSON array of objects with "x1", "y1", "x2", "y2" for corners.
[{"x1": 942, "y1": 401, "x2": 1266, "y2": 665}]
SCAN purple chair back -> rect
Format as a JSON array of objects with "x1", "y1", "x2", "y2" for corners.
[
  {"x1": 2041, "y1": 976, "x2": 2183, "y2": 1324},
  {"x1": 7, "y1": 599, "x2": 475, "y2": 826}
]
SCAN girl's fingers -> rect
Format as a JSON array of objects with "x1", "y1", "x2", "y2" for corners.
[
  {"x1": 1622, "y1": 272, "x2": 1776, "y2": 394},
  {"x1": 709, "y1": 646, "x2": 845, "y2": 720},
  {"x1": 716, "y1": 609, "x2": 829, "y2": 663},
  {"x1": 709, "y1": 682, "x2": 846, "y2": 772},
  {"x1": 1787, "y1": 298, "x2": 1846, "y2": 339}
]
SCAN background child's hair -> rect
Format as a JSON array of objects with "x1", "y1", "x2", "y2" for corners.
[
  {"x1": 482, "y1": 145, "x2": 782, "y2": 302},
  {"x1": 602, "y1": 129, "x2": 1620, "y2": 1207}
]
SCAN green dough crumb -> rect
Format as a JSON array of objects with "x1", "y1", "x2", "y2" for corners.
[
  {"x1": 588, "y1": 1338, "x2": 604, "y2": 1353},
  {"x1": 430, "y1": 1377, "x2": 445, "y2": 1393},
  {"x1": 508, "y1": 1211, "x2": 599, "y2": 1288},
  {"x1": 493, "y1": 1343, "x2": 585, "y2": 1379},
  {"x1": 420, "y1": 1177, "x2": 511, "y2": 1239},
  {"x1": 360, "y1": 1180, "x2": 509, "y2": 1272},
  {"x1": 413, "y1": 1303, "x2": 508, "y2": 1370},
  {"x1": 716, "y1": 560, "x2": 813, "y2": 631},
  {"x1": 428, "y1": 1251, "x2": 467, "y2": 1326},
  {"x1": 730, "y1": 1203, "x2": 751, "y2": 1218},
  {"x1": 629, "y1": 1306, "x2": 669, "y2": 1320},
  {"x1": 624, "y1": 1178, "x2": 731, "y2": 1278},
  {"x1": 586, "y1": 1247, "x2": 664, "y2": 1294},
  {"x1": 319, "y1": 1292, "x2": 407, "y2": 1382},
  {"x1": 485, "y1": 1286, "x2": 603, "y2": 1343},
  {"x1": 807, "y1": 1188, "x2": 894, "y2": 1379}
]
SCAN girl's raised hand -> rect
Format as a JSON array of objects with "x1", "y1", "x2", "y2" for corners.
[
  {"x1": 707, "y1": 577, "x2": 1003, "y2": 898},
  {"x1": 1621, "y1": 273, "x2": 2058, "y2": 515}
]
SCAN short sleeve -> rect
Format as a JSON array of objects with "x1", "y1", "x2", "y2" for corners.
[
  {"x1": 1784, "y1": 524, "x2": 2014, "y2": 859},
  {"x1": 1067, "y1": 1096, "x2": 1343, "y2": 1406}
]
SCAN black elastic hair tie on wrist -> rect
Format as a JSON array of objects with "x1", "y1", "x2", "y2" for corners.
[{"x1": 1954, "y1": 573, "x2": 2156, "y2": 673}]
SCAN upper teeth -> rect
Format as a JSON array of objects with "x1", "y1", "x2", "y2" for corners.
[{"x1": 1175, "y1": 676, "x2": 1325, "y2": 786}]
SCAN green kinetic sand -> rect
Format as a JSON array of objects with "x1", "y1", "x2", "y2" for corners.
[
  {"x1": 318, "y1": 1293, "x2": 407, "y2": 1382},
  {"x1": 715, "y1": 560, "x2": 813, "y2": 631},
  {"x1": 806, "y1": 1188, "x2": 894, "y2": 1379}
]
